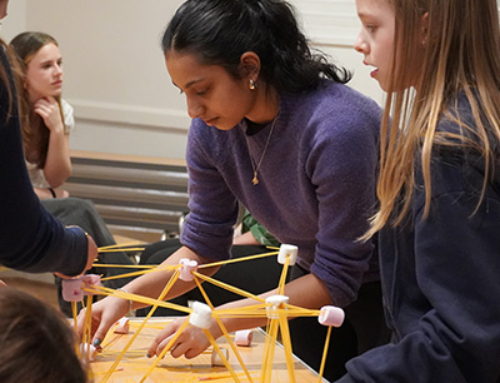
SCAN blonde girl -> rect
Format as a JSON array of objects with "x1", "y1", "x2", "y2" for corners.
[{"x1": 350, "y1": 0, "x2": 500, "y2": 382}]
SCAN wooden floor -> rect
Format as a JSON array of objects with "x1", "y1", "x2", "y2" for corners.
[{"x1": 1, "y1": 276, "x2": 60, "y2": 311}]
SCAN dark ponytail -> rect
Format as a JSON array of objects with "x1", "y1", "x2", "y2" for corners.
[{"x1": 162, "y1": 0, "x2": 351, "y2": 94}]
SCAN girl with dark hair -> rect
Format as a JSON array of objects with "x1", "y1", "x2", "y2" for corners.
[
  {"x1": 0, "y1": 288, "x2": 89, "y2": 383},
  {"x1": 79, "y1": 0, "x2": 388, "y2": 379}
]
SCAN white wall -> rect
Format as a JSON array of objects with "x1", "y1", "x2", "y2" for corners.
[
  {"x1": 1, "y1": 0, "x2": 27, "y2": 41},
  {"x1": 8, "y1": 0, "x2": 383, "y2": 160}
]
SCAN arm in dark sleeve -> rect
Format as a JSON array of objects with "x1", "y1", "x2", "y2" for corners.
[
  {"x1": 336, "y1": 161, "x2": 500, "y2": 383},
  {"x1": 0, "y1": 49, "x2": 88, "y2": 276}
]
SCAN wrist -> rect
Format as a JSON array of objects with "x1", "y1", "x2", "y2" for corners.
[{"x1": 116, "y1": 287, "x2": 134, "y2": 314}]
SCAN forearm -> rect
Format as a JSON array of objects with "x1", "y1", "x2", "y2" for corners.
[
  {"x1": 216, "y1": 273, "x2": 332, "y2": 336},
  {"x1": 44, "y1": 131, "x2": 71, "y2": 187}
]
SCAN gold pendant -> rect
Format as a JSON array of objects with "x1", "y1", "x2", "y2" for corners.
[{"x1": 252, "y1": 175, "x2": 259, "y2": 185}]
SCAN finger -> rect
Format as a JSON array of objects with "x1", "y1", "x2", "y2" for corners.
[
  {"x1": 0, "y1": 279, "x2": 7, "y2": 287},
  {"x1": 148, "y1": 328, "x2": 176, "y2": 358},
  {"x1": 151, "y1": 334, "x2": 175, "y2": 359},
  {"x1": 92, "y1": 316, "x2": 115, "y2": 347},
  {"x1": 170, "y1": 339, "x2": 192, "y2": 359},
  {"x1": 75, "y1": 307, "x2": 88, "y2": 338}
]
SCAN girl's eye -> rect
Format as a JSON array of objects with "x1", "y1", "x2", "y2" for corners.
[
  {"x1": 366, "y1": 24, "x2": 377, "y2": 33},
  {"x1": 196, "y1": 89, "x2": 207, "y2": 96}
]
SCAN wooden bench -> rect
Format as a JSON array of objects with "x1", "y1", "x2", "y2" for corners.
[{"x1": 64, "y1": 150, "x2": 189, "y2": 244}]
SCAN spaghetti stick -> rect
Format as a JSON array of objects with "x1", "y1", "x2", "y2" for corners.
[
  {"x1": 92, "y1": 264, "x2": 157, "y2": 269},
  {"x1": 98, "y1": 242, "x2": 145, "y2": 251},
  {"x1": 278, "y1": 311, "x2": 296, "y2": 383},
  {"x1": 100, "y1": 269, "x2": 184, "y2": 383},
  {"x1": 198, "y1": 250, "x2": 278, "y2": 269},
  {"x1": 204, "y1": 329, "x2": 242, "y2": 383},
  {"x1": 83, "y1": 285, "x2": 192, "y2": 315},
  {"x1": 193, "y1": 272, "x2": 266, "y2": 303},
  {"x1": 318, "y1": 325, "x2": 333, "y2": 383},
  {"x1": 98, "y1": 248, "x2": 145, "y2": 253},
  {"x1": 277, "y1": 257, "x2": 290, "y2": 296},
  {"x1": 138, "y1": 319, "x2": 191, "y2": 383},
  {"x1": 98, "y1": 264, "x2": 179, "y2": 282},
  {"x1": 261, "y1": 318, "x2": 280, "y2": 383},
  {"x1": 195, "y1": 278, "x2": 255, "y2": 383}
]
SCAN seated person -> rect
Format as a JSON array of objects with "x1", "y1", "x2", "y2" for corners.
[{"x1": 9, "y1": 31, "x2": 135, "y2": 315}]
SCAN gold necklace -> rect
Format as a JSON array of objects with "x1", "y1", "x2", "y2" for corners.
[{"x1": 250, "y1": 116, "x2": 278, "y2": 185}]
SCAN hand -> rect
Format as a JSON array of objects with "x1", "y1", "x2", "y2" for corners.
[
  {"x1": 33, "y1": 97, "x2": 64, "y2": 133},
  {"x1": 54, "y1": 231, "x2": 98, "y2": 280},
  {"x1": 147, "y1": 316, "x2": 220, "y2": 359},
  {"x1": 84, "y1": 234, "x2": 98, "y2": 272},
  {"x1": 76, "y1": 295, "x2": 130, "y2": 347}
]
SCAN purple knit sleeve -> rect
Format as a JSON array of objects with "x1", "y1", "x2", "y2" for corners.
[
  {"x1": 180, "y1": 119, "x2": 239, "y2": 260},
  {"x1": 308, "y1": 99, "x2": 380, "y2": 307}
]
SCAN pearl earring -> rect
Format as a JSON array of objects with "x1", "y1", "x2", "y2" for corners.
[{"x1": 249, "y1": 79, "x2": 257, "y2": 90}]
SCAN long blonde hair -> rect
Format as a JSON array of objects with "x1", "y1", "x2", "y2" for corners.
[
  {"x1": 9, "y1": 32, "x2": 64, "y2": 169},
  {"x1": 366, "y1": 0, "x2": 500, "y2": 238}
]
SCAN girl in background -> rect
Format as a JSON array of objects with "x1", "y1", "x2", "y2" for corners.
[
  {"x1": 9, "y1": 32, "x2": 135, "y2": 316},
  {"x1": 346, "y1": 0, "x2": 500, "y2": 381},
  {"x1": 0, "y1": 0, "x2": 97, "y2": 278}
]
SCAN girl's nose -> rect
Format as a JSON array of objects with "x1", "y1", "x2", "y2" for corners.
[
  {"x1": 354, "y1": 33, "x2": 368, "y2": 54},
  {"x1": 187, "y1": 98, "x2": 204, "y2": 119}
]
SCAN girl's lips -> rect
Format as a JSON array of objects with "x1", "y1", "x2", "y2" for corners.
[
  {"x1": 370, "y1": 68, "x2": 379, "y2": 78},
  {"x1": 204, "y1": 117, "x2": 218, "y2": 125}
]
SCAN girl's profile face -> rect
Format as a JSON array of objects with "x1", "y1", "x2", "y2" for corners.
[
  {"x1": 166, "y1": 51, "x2": 257, "y2": 131},
  {"x1": 354, "y1": 0, "x2": 396, "y2": 91},
  {"x1": 25, "y1": 43, "x2": 63, "y2": 102}
]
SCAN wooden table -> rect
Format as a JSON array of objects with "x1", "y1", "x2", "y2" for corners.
[{"x1": 90, "y1": 318, "x2": 322, "y2": 383}]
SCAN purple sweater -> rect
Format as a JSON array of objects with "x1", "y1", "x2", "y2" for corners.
[{"x1": 181, "y1": 80, "x2": 381, "y2": 307}]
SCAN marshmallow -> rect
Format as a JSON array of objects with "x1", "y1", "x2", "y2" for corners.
[
  {"x1": 266, "y1": 295, "x2": 289, "y2": 319},
  {"x1": 318, "y1": 306, "x2": 345, "y2": 327},
  {"x1": 234, "y1": 330, "x2": 253, "y2": 347},
  {"x1": 211, "y1": 347, "x2": 229, "y2": 367},
  {"x1": 61, "y1": 274, "x2": 101, "y2": 302},
  {"x1": 80, "y1": 343, "x2": 97, "y2": 362},
  {"x1": 179, "y1": 258, "x2": 199, "y2": 282},
  {"x1": 277, "y1": 244, "x2": 298, "y2": 265},
  {"x1": 189, "y1": 301, "x2": 212, "y2": 329},
  {"x1": 114, "y1": 317, "x2": 130, "y2": 334}
]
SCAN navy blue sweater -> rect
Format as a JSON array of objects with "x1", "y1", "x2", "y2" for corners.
[
  {"x1": 337, "y1": 95, "x2": 500, "y2": 382},
  {"x1": 0, "y1": 46, "x2": 87, "y2": 276}
]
